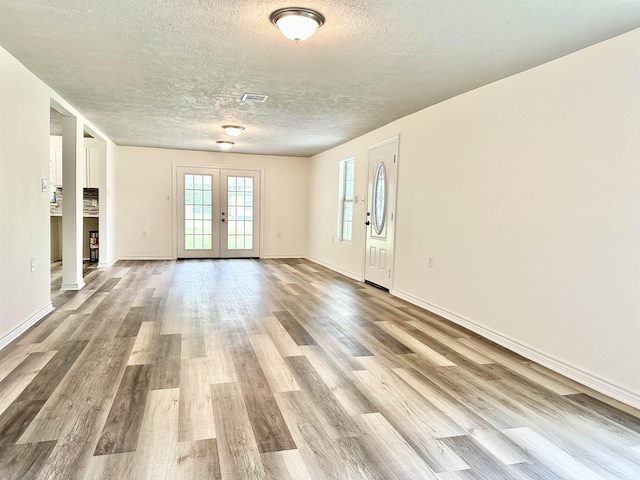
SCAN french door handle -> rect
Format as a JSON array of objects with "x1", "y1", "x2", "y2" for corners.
[
  {"x1": 365, "y1": 221, "x2": 371, "y2": 226},
  {"x1": 221, "y1": 218, "x2": 226, "y2": 223}
]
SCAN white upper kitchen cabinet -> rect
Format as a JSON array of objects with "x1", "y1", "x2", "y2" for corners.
[
  {"x1": 84, "y1": 147, "x2": 100, "y2": 188},
  {"x1": 50, "y1": 136, "x2": 63, "y2": 187},
  {"x1": 49, "y1": 136, "x2": 101, "y2": 188}
]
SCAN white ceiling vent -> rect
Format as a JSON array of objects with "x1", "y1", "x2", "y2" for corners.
[{"x1": 241, "y1": 93, "x2": 269, "y2": 103}]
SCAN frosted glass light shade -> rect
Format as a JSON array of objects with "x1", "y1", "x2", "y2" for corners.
[
  {"x1": 222, "y1": 125, "x2": 245, "y2": 136},
  {"x1": 216, "y1": 141, "x2": 234, "y2": 151},
  {"x1": 270, "y1": 8, "x2": 325, "y2": 42}
]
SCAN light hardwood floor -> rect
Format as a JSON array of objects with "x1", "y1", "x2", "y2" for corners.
[{"x1": 0, "y1": 258, "x2": 639, "y2": 479}]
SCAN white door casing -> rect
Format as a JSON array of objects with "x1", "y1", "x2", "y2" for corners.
[{"x1": 364, "y1": 137, "x2": 399, "y2": 289}]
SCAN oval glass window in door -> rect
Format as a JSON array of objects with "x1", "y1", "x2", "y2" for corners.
[{"x1": 373, "y1": 162, "x2": 386, "y2": 235}]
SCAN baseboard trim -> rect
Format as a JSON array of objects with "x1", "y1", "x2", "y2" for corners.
[
  {"x1": 116, "y1": 256, "x2": 174, "y2": 261},
  {"x1": 261, "y1": 255, "x2": 306, "y2": 259},
  {"x1": 0, "y1": 303, "x2": 54, "y2": 351},
  {"x1": 98, "y1": 257, "x2": 118, "y2": 268},
  {"x1": 60, "y1": 280, "x2": 86, "y2": 291},
  {"x1": 391, "y1": 288, "x2": 640, "y2": 411},
  {"x1": 305, "y1": 256, "x2": 363, "y2": 282}
]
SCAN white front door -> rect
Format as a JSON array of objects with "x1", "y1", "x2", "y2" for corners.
[
  {"x1": 364, "y1": 137, "x2": 399, "y2": 289},
  {"x1": 177, "y1": 167, "x2": 260, "y2": 258}
]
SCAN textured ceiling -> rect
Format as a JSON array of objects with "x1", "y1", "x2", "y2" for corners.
[
  {"x1": 2, "y1": 1, "x2": 640, "y2": 157},
  {"x1": 50, "y1": 109, "x2": 92, "y2": 137}
]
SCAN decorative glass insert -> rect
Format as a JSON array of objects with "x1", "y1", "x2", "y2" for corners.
[
  {"x1": 340, "y1": 159, "x2": 355, "y2": 241},
  {"x1": 227, "y1": 176, "x2": 254, "y2": 250},
  {"x1": 184, "y1": 174, "x2": 213, "y2": 250},
  {"x1": 373, "y1": 162, "x2": 386, "y2": 235}
]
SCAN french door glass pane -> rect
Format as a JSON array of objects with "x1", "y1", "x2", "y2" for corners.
[
  {"x1": 227, "y1": 176, "x2": 254, "y2": 250},
  {"x1": 184, "y1": 174, "x2": 213, "y2": 250}
]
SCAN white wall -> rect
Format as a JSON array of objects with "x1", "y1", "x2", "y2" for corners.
[
  {"x1": 0, "y1": 46, "x2": 53, "y2": 341},
  {"x1": 115, "y1": 146, "x2": 309, "y2": 259},
  {"x1": 307, "y1": 28, "x2": 640, "y2": 408},
  {"x1": 0, "y1": 46, "x2": 116, "y2": 345}
]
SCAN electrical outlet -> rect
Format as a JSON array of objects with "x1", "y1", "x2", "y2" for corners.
[
  {"x1": 41, "y1": 179, "x2": 47, "y2": 192},
  {"x1": 276, "y1": 232, "x2": 281, "y2": 238},
  {"x1": 30, "y1": 258, "x2": 36, "y2": 272},
  {"x1": 142, "y1": 230, "x2": 148, "y2": 237},
  {"x1": 428, "y1": 256, "x2": 434, "y2": 268}
]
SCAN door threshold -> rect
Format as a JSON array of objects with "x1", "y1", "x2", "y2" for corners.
[{"x1": 364, "y1": 280, "x2": 389, "y2": 292}]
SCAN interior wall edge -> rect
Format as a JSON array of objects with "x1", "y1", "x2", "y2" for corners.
[
  {"x1": 391, "y1": 288, "x2": 640, "y2": 411},
  {"x1": 0, "y1": 303, "x2": 54, "y2": 351}
]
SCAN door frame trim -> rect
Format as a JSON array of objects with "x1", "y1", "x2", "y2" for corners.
[
  {"x1": 362, "y1": 135, "x2": 400, "y2": 289},
  {"x1": 172, "y1": 163, "x2": 265, "y2": 259}
]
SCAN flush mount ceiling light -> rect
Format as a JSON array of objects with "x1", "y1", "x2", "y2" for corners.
[
  {"x1": 216, "y1": 141, "x2": 234, "y2": 151},
  {"x1": 221, "y1": 125, "x2": 245, "y2": 137},
  {"x1": 269, "y1": 7, "x2": 325, "y2": 42}
]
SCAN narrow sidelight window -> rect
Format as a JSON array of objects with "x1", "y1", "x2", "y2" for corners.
[{"x1": 339, "y1": 158, "x2": 355, "y2": 242}]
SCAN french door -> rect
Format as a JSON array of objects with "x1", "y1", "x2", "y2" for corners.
[
  {"x1": 177, "y1": 167, "x2": 261, "y2": 258},
  {"x1": 364, "y1": 137, "x2": 398, "y2": 289}
]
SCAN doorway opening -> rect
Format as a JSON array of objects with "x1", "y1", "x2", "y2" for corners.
[
  {"x1": 364, "y1": 137, "x2": 399, "y2": 290},
  {"x1": 176, "y1": 167, "x2": 261, "y2": 259}
]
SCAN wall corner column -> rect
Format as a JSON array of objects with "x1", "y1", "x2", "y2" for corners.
[{"x1": 60, "y1": 116, "x2": 85, "y2": 290}]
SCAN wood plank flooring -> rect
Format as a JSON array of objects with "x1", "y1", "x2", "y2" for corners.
[{"x1": 1, "y1": 258, "x2": 639, "y2": 479}]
